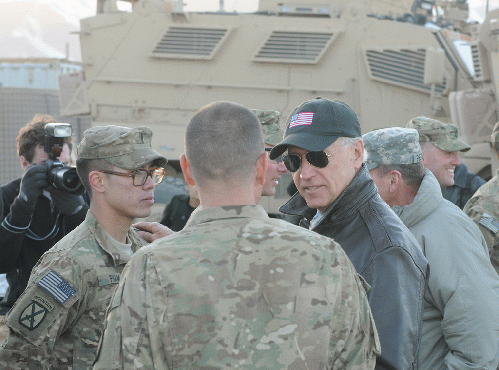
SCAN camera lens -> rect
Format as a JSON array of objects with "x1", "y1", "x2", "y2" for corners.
[
  {"x1": 62, "y1": 170, "x2": 81, "y2": 191},
  {"x1": 49, "y1": 165, "x2": 84, "y2": 194}
]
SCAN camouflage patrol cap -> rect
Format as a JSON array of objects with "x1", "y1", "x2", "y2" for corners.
[
  {"x1": 363, "y1": 127, "x2": 423, "y2": 170},
  {"x1": 77, "y1": 125, "x2": 167, "y2": 170},
  {"x1": 407, "y1": 116, "x2": 470, "y2": 152},
  {"x1": 251, "y1": 109, "x2": 283, "y2": 146},
  {"x1": 492, "y1": 121, "x2": 499, "y2": 142}
]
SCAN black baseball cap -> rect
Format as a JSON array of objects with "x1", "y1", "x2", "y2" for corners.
[{"x1": 269, "y1": 98, "x2": 361, "y2": 159}]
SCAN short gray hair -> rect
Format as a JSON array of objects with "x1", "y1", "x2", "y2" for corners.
[
  {"x1": 376, "y1": 162, "x2": 425, "y2": 189},
  {"x1": 185, "y1": 101, "x2": 264, "y2": 183}
]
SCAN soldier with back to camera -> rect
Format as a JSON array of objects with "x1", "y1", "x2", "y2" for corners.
[
  {"x1": 0, "y1": 115, "x2": 88, "y2": 317},
  {"x1": 364, "y1": 127, "x2": 499, "y2": 369},
  {"x1": 270, "y1": 98, "x2": 428, "y2": 370},
  {"x1": 135, "y1": 108, "x2": 289, "y2": 239},
  {"x1": 0, "y1": 125, "x2": 167, "y2": 369},
  {"x1": 94, "y1": 101, "x2": 380, "y2": 369}
]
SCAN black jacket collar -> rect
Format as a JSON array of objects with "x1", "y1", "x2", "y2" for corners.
[{"x1": 280, "y1": 164, "x2": 377, "y2": 223}]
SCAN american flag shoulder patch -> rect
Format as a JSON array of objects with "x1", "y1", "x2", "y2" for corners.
[
  {"x1": 479, "y1": 213, "x2": 499, "y2": 234},
  {"x1": 37, "y1": 270, "x2": 76, "y2": 305},
  {"x1": 289, "y1": 112, "x2": 314, "y2": 128}
]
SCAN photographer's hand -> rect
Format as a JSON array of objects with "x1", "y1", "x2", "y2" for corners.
[
  {"x1": 18, "y1": 164, "x2": 49, "y2": 206},
  {"x1": 48, "y1": 188, "x2": 87, "y2": 216}
]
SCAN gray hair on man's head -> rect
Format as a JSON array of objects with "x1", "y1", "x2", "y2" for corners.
[
  {"x1": 341, "y1": 136, "x2": 362, "y2": 148},
  {"x1": 376, "y1": 163, "x2": 425, "y2": 189},
  {"x1": 185, "y1": 101, "x2": 264, "y2": 183}
]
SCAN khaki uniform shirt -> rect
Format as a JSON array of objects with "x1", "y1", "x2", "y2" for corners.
[
  {"x1": 94, "y1": 205, "x2": 380, "y2": 370},
  {"x1": 464, "y1": 169, "x2": 499, "y2": 275},
  {"x1": 0, "y1": 211, "x2": 146, "y2": 369}
]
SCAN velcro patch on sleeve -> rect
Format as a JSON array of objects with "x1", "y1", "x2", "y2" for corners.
[
  {"x1": 37, "y1": 270, "x2": 76, "y2": 305},
  {"x1": 18, "y1": 302, "x2": 48, "y2": 330},
  {"x1": 479, "y1": 213, "x2": 499, "y2": 234}
]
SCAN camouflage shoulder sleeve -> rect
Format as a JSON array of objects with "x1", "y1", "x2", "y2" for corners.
[
  {"x1": 0, "y1": 256, "x2": 83, "y2": 369},
  {"x1": 327, "y1": 247, "x2": 380, "y2": 368}
]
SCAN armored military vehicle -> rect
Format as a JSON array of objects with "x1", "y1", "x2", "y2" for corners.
[{"x1": 60, "y1": 0, "x2": 496, "y2": 214}]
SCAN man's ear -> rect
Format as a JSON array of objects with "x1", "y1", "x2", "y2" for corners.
[
  {"x1": 180, "y1": 154, "x2": 196, "y2": 186},
  {"x1": 255, "y1": 152, "x2": 268, "y2": 186},
  {"x1": 20, "y1": 156, "x2": 30, "y2": 171},
  {"x1": 89, "y1": 171, "x2": 106, "y2": 194},
  {"x1": 388, "y1": 170, "x2": 403, "y2": 193},
  {"x1": 353, "y1": 140, "x2": 365, "y2": 170}
]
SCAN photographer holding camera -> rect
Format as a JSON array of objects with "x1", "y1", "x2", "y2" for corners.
[{"x1": 0, "y1": 115, "x2": 88, "y2": 316}]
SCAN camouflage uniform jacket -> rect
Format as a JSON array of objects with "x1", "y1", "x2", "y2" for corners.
[
  {"x1": 0, "y1": 211, "x2": 146, "y2": 369},
  {"x1": 464, "y1": 168, "x2": 499, "y2": 275},
  {"x1": 93, "y1": 204, "x2": 380, "y2": 370},
  {"x1": 280, "y1": 164, "x2": 428, "y2": 370},
  {"x1": 393, "y1": 170, "x2": 499, "y2": 369}
]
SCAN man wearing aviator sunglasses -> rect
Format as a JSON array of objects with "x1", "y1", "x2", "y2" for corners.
[
  {"x1": 270, "y1": 98, "x2": 428, "y2": 370},
  {"x1": 0, "y1": 125, "x2": 167, "y2": 369}
]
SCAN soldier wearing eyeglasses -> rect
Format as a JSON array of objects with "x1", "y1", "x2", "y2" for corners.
[
  {"x1": 269, "y1": 98, "x2": 428, "y2": 370},
  {"x1": 0, "y1": 125, "x2": 166, "y2": 369}
]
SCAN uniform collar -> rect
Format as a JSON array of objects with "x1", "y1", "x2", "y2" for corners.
[
  {"x1": 185, "y1": 204, "x2": 269, "y2": 228},
  {"x1": 84, "y1": 211, "x2": 145, "y2": 265}
]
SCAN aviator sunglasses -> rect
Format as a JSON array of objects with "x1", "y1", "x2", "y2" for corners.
[{"x1": 282, "y1": 147, "x2": 340, "y2": 172}]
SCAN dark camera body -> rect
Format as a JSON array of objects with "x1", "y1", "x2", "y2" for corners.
[
  {"x1": 43, "y1": 123, "x2": 84, "y2": 195},
  {"x1": 45, "y1": 160, "x2": 84, "y2": 194}
]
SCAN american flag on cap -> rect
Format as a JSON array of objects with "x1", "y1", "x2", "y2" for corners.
[{"x1": 288, "y1": 112, "x2": 314, "y2": 128}]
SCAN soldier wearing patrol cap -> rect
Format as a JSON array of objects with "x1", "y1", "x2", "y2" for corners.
[
  {"x1": 364, "y1": 127, "x2": 499, "y2": 370},
  {"x1": 0, "y1": 125, "x2": 167, "y2": 369},
  {"x1": 252, "y1": 109, "x2": 288, "y2": 197},
  {"x1": 407, "y1": 116, "x2": 485, "y2": 209},
  {"x1": 94, "y1": 101, "x2": 380, "y2": 369},
  {"x1": 465, "y1": 121, "x2": 499, "y2": 275},
  {"x1": 270, "y1": 98, "x2": 427, "y2": 370}
]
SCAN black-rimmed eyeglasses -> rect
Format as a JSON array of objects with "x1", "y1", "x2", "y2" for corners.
[{"x1": 100, "y1": 167, "x2": 165, "y2": 186}]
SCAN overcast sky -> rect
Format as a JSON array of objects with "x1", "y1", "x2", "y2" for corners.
[{"x1": 0, "y1": 0, "x2": 496, "y2": 61}]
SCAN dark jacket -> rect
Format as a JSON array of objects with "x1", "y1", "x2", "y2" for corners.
[
  {"x1": 443, "y1": 163, "x2": 485, "y2": 209},
  {"x1": 280, "y1": 164, "x2": 428, "y2": 370},
  {"x1": 0, "y1": 178, "x2": 87, "y2": 313},
  {"x1": 159, "y1": 193, "x2": 196, "y2": 232}
]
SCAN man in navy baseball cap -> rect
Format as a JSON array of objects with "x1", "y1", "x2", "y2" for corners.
[{"x1": 273, "y1": 97, "x2": 428, "y2": 370}]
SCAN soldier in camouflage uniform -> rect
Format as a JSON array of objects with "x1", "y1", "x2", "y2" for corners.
[
  {"x1": 94, "y1": 101, "x2": 380, "y2": 369},
  {"x1": 407, "y1": 116, "x2": 485, "y2": 208},
  {"x1": 135, "y1": 108, "x2": 289, "y2": 240},
  {"x1": 464, "y1": 121, "x2": 499, "y2": 275},
  {"x1": 252, "y1": 109, "x2": 288, "y2": 197},
  {"x1": 364, "y1": 127, "x2": 499, "y2": 369},
  {"x1": 0, "y1": 125, "x2": 167, "y2": 369}
]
